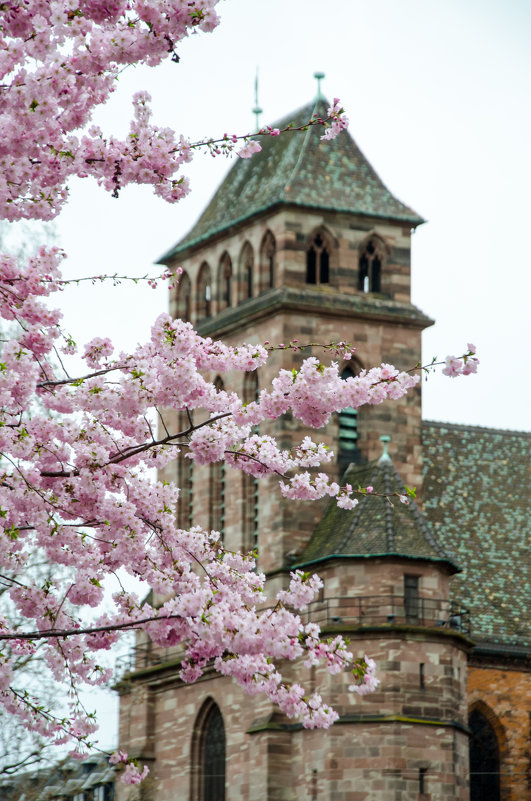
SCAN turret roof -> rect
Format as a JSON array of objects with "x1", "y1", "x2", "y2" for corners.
[
  {"x1": 159, "y1": 98, "x2": 424, "y2": 261},
  {"x1": 295, "y1": 456, "x2": 458, "y2": 572}
]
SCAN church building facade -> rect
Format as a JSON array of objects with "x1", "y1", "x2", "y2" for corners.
[{"x1": 116, "y1": 98, "x2": 531, "y2": 801}]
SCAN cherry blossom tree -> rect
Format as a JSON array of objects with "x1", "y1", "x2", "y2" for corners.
[{"x1": 0, "y1": 0, "x2": 478, "y2": 780}]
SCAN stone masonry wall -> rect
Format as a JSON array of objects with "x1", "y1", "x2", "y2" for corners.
[{"x1": 467, "y1": 661, "x2": 531, "y2": 801}]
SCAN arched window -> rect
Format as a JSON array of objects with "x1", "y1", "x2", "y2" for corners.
[
  {"x1": 338, "y1": 365, "x2": 360, "y2": 467},
  {"x1": 191, "y1": 701, "x2": 226, "y2": 801},
  {"x1": 175, "y1": 271, "x2": 191, "y2": 322},
  {"x1": 177, "y1": 411, "x2": 193, "y2": 529},
  {"x1": 238, "y1": 242, "x2": 254, "y2": 302},
  {"x1": 197, "y1": 262, "x2": 212, "y2": 321},
  {"x1": 209, "y1": 378, "x2": 225, "y2": 540},
  {"x1": 306, "y1": 233, "x2": 330, "y2": 285},
  {"x1": 358, "y1": 237, "x2": 384, "y2": 293},
  {"x1": 242, "y1": 371, "x2": 259, "y2": 555},
  {"x1": 469, "y1": 708, "x2": 501, "y2": 801},
  {"x1": 259, "y1": 230, "x2": 276, "y2": 292},
  {"x1": 217, "y1": 253, "x2": 232, "y2": 312}
]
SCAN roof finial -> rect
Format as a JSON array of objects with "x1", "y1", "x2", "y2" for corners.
[
  {"x1": 379, "y1": 435, "x2": 392, "y2": 464},
  {"x1": 313, "y1": 71, "x2": 325, "y2": 100},
  {"x1": 252, "y1": 67, "x2": 262, "y2": 133}
]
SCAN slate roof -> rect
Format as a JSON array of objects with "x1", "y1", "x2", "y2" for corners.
[
  {"x1": 159, "y1": 98, "x2": 424, "y2": 261},
  {"x1": 422, "y1": 421, "x2": 531, "y2": 647},
  {"x1": 296, "y1": 457, "x2": 458, "y2": 572}
]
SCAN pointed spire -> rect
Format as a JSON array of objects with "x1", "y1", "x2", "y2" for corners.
[
  {"x1": 252, "y1": 67, "x2": 262, "y2": 133},
  {"x1": 379, "y1": 435, "x2": 392, "y2": 464},
  {"x1": 313, "y1": 71, "x2": 325, "y2": 100}
]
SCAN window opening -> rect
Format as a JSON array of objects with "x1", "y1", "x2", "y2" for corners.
[
  {"x1": 358, "y1": 238, "x2": 383, "y2": 293},
  {"x1": 242, "y1": 372, "x2": 259, "y2": 555},
  {"x1": 197, "y1": 264, "x2": 212, "y2": 320},
  {"x1": 404, "y1": 575, "x2": 420, "y2": 623},
  {"x1": 469, "y1": 709, "x2": 501, "y2": 801},
  {"x1": 419, "y1": 768, "x2": 427, "y2": 795},
  {"x1": 240, "y1": 243, "x2": 254, "y2": 301},
  {"x1": 218, "y1": 255, "x2": 232, "y2": 310},
  {"x1": 177, "y1": 412, "x2": 193, "y2": 529},
  {"x1": 338, "y1": 366, "x2": 360, "y2": 467},
  {"x1": 176, "y1": 271, "x2": 192, "y2": 321},
  {"x1": 260, "y1": 231, "x2": 276, "y2": 292},
  {"x1": 306, "y1": 233, "x2": 330, "y2": 285},
  {"x1": 192, "y1": 702, "x2": 226, "y2": 801},
  {"x1": 419, "y1": 663, "x2": 425, "y2": 689},
  {"x1": 210, "y1": 379, "x2": 225, "y2": 541}
]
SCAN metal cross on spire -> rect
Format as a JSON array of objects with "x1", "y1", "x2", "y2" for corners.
[
  {"x1": 314, "y1": 71, "x2": 325, "y2": 100},
  {"x1": 252, "y1": 67, "x2": 262, "y2": 132}
]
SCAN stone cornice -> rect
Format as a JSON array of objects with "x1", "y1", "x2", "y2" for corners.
[{"x1": 196, "y1": 286, "x2": 433, "y2": 340}]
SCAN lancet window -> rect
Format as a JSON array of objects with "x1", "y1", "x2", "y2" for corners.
[
  {"x1": 469, "y1": 708, "x2": 501, "y2": 801},
  {"x1": 259, "y1": 230, "x2": 276, "y2": 292},
  {"x1": 175, "y1": 270, "x2": 191, "y2": 322},
  {"x1": 209, "y1": 377, "x2": 225, "y2": 540},
  {"x1": 177, "y1": 411, "x2": 193, "y2": 529},
  {"x1": 197, "y1": 262, "x2": 212, "y2": 320},
  {"x1": 191, "y1": 701, "x2": 226, "y2": 801},
  {"x1": 306, "y1": 233, "x2": 330, "y2": 285},
  {"x1": 239, "y1": 242, "x2": 254, "y2": 302},
  {"x1": 242, "y1": 371, "x2": 259, "y2": 555},
  {"x1": 218, "y1": 253, "x2": 232, "y2": 311},
  {"x1": 358, "y1": 237, "x2": 384, "y2": 293}
]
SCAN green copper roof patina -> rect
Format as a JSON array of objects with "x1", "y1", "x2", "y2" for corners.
[
  {"x1": 296, "y1": 457, "x2": 458, "y2": 572},
  {"x1": 422, "y1": 421, "x2": 531, "y2": 647},
  {"x1": 159, "y1": 98, "x2": 424, "y2": 261}
]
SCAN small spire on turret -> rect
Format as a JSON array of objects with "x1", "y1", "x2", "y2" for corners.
[
  {"x1": 313, "y1": 71, "x2": 325, "y2": 100},
  {"x1": 252, "y1": 67, "x2": 262, "y2": 132},
  {"x1": 379, "y1": 435, "x2": 392, "y2": 464}
]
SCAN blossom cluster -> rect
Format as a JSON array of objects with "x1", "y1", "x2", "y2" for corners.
[
  {"x1": 0, "y1": 0, "x2": 221, "y2": 220},
  {"x1": 0, "y1": 0, "x2": 479, "y2": 779},
  {"x1": 442, "y1": 344, "x2": 479, "y2": 377}
]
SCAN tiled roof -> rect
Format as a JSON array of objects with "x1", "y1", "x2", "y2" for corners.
[
  {"x1": 422, "y1": 421, "x2": 531, "y2": 647},
  {"x1": 159, "y1": 98, "x2": 424, "y2": 261},
  {"x1": 296, "y1": 458, "x2": 457, "y2": 571}
]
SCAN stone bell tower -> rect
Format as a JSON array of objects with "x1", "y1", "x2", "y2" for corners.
[
  {"x1": 117, "y1": 97, "x2": 471, "y2": 801},
  {"x1": 157, "y1": 95, "x2": 433, "y2": 576}
]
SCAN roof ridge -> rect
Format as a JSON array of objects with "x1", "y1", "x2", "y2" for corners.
[{"x1": 422, "y1": 420, "x2": 531, "y2": 437}]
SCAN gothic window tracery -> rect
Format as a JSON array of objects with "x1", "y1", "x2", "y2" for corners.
[
  {"x1": 177, "y1": 411, "x2": 193, "y2": 529},
  {"x1": 469, "y1": 708, "x2": 501, "y2": 801},
  {"x1": 358, "y1": 237, "x2": 384, "y2": 293},
  {"x1": 175, "y1": 270, "x2": 191, "y2": 321},
  {"x1": 238, "y1": 242, "x2": 254, "y2": 302},
  {"x1": 191, "y1": 701, "x2": 226, "y2": 801},
  {"x1": 217, "y1": 253, "x2": 232, "y2": 311},
  {"x1": 209, "y1": 377, "x2": 225, "y2": 540},
  {"x1": 197, "y1": 262, "x2": 212, "y2": 320},
  {"x1": 259, "y1": 230, "x2": 276, "y2": 292},
  {"x1": 242, "y1": 371, "x2": 259, "y2": 555},
  {"x1": 306, "y1": 232, "x2": 330, "y2": 285}
]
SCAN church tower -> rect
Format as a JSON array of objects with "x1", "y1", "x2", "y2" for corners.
[
  {"x1": 117, "y1": 97, "x2": 471, "y2": 800},
  {"x1": 157, "y1": 96, "x2": 432, "y2": 576}
]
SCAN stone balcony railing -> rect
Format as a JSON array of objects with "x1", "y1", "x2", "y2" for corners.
[
  {"x1": 299, "y1": 595, "x2": 471, "y2": 633},
  {"x1": 116, "y1": 595, "x2": 470, "y2": 678}
]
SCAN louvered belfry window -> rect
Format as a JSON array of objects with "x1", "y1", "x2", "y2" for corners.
[
  {"x1": 202, "y1": 704, "x2": 226, "y2": 801},
  {"x1": 338, "y1": 366, "x2": 359, "y2": 466}
]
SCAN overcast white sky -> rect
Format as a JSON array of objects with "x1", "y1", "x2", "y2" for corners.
[
  {"x1": 17, "y1": 0, "x2": 531, "y2": 748},
  {"x1": 54, "y1": 0, "x2": 531, "y2": 434}
]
